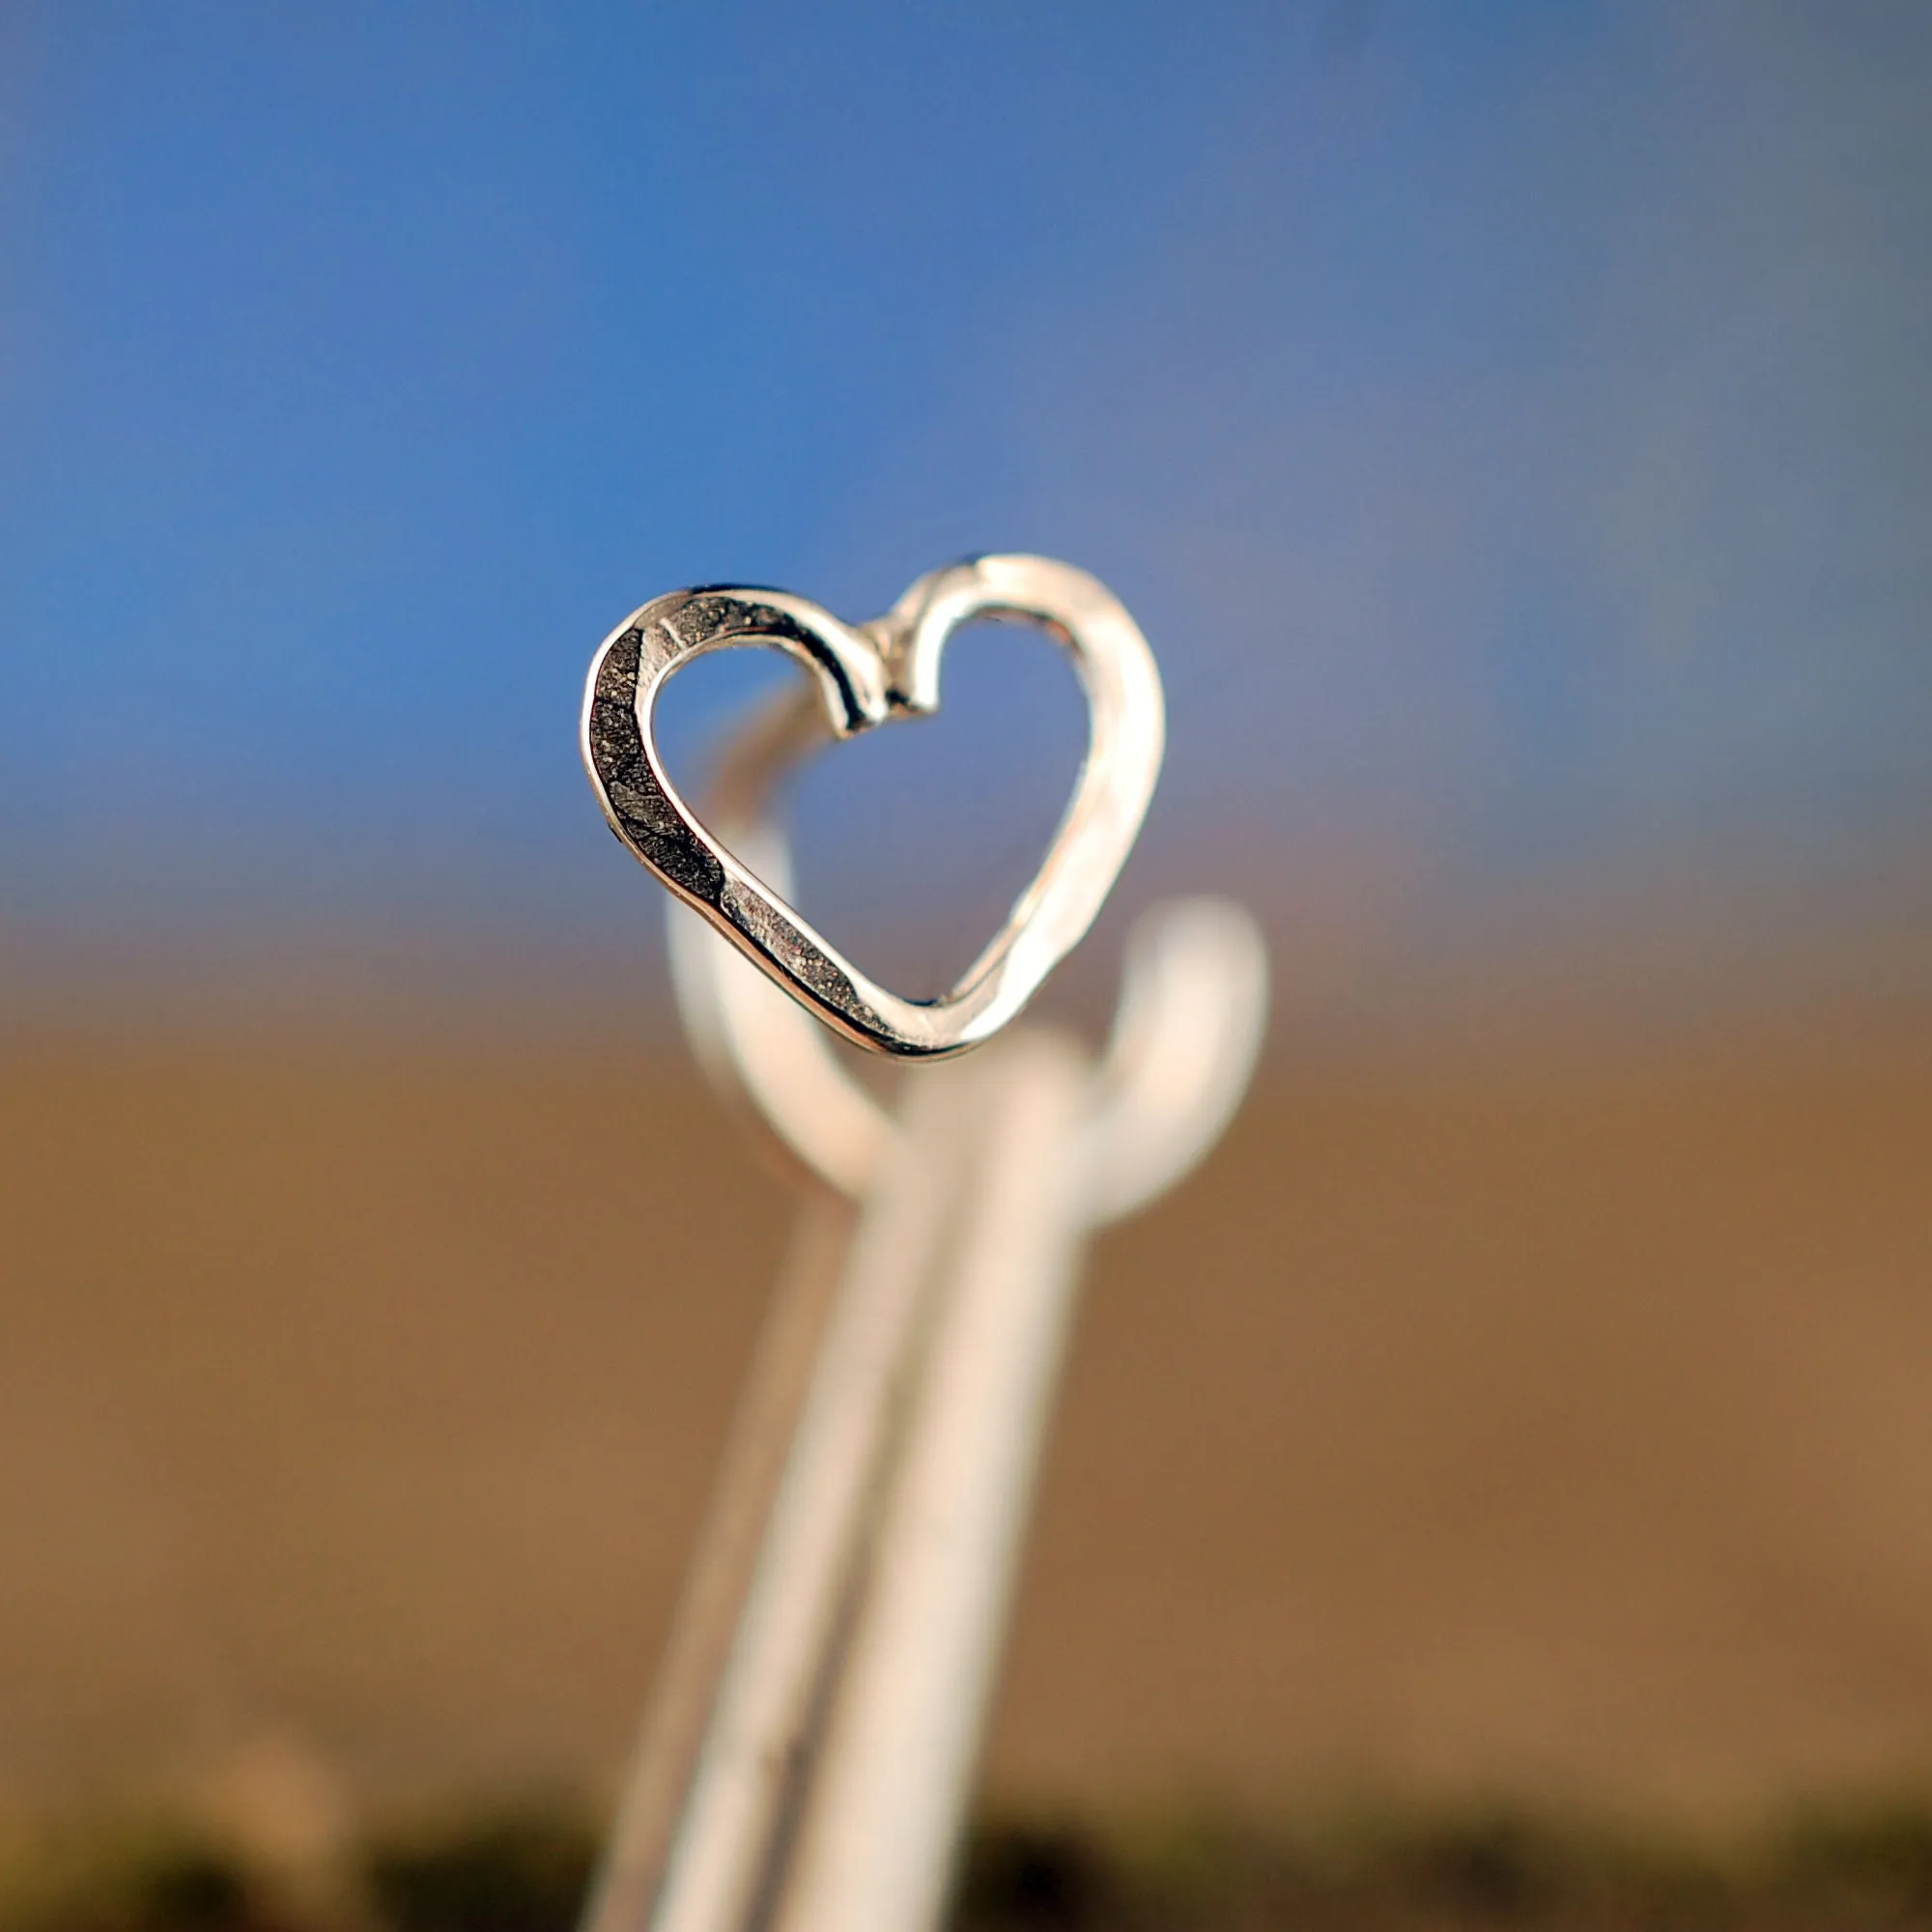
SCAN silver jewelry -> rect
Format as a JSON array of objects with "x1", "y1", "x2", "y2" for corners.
[
  {"x1": 577, "y1": 562, "x2": 1264, "y2": 1932},
  {"x1": 582, "y1": 554, "x2": 1165, "y2": 1058}
]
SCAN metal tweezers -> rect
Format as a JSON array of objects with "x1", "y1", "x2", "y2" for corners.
[{"x1": 580, "y1": 688, "x2": 1267, "y2": 1932}]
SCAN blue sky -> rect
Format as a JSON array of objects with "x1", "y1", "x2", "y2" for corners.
[{"x1": 3, "y1": 3, "x2": 1928, "y2": 1021}]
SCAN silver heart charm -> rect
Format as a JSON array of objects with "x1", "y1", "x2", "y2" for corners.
[{"x1": 581, "y1": 554, "x2": 1164, "y2": 1058}]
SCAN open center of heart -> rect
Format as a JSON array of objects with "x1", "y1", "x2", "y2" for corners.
[{"x1": 657, "y1": 618, "x2": 1090, "y2": 1003}]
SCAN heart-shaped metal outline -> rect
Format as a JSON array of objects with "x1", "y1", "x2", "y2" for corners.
[{"x1": 582, "y1": 554, "x2": 1164, "y2": 1059}]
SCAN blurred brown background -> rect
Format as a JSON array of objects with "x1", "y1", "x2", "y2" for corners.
[{"x1": 8, "y1": 1001, "x2": 1930, "y2": 1835}]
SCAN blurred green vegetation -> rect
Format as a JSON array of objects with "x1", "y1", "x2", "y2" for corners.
[{"x1": 8, "y1": 1799, "x2": 1932, "y2": 1932}]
